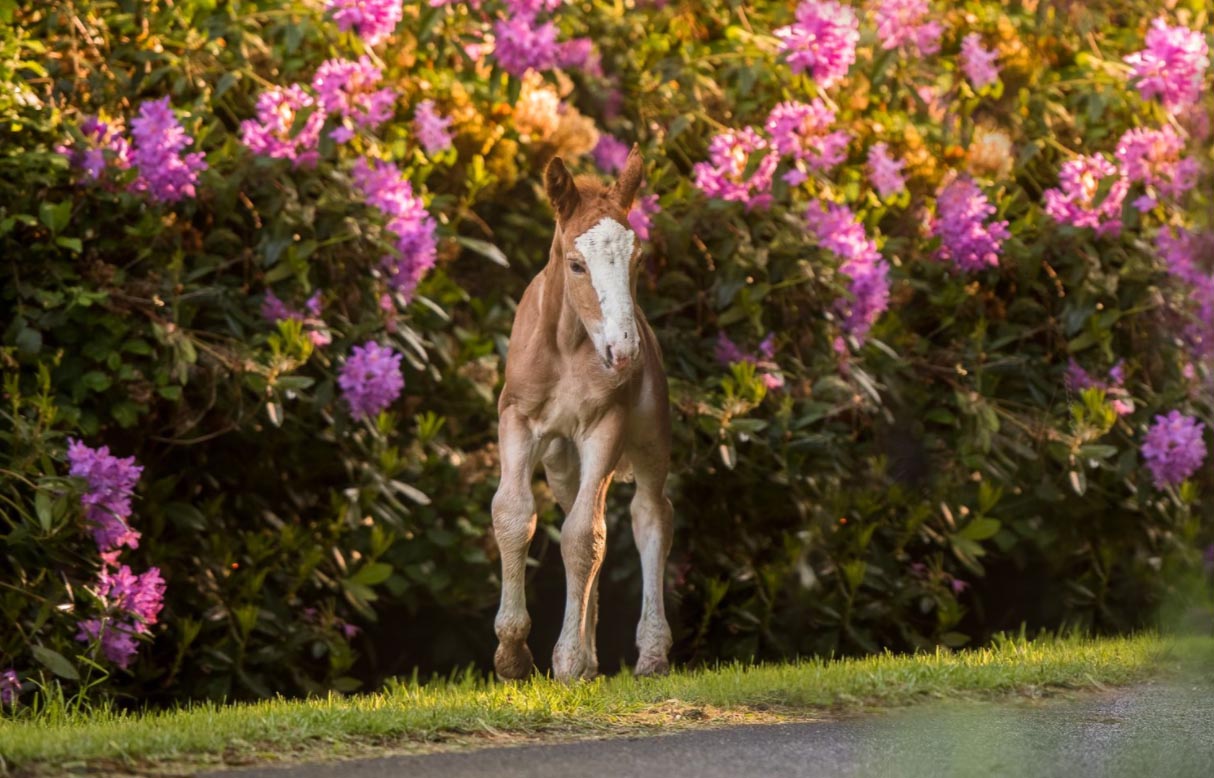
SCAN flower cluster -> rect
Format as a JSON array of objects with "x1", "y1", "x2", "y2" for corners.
[
  {"x1": 1156, "y1": 227, "x2": 1214, "y2": 359},
  {"x1": 867, "y1": 142, "x2": 907, "y2": 198},
  {"x1": 628, "y1": 193, "x2": 661, "y2": 241},
  {"x1": 1141, "y1": 410, "x2": 1208, "y2": 488},
  {"x1": 774, "y1": 0, "x2": 860, "y2": 89},
  {"x1": 67, "y1": 439, "x2": 144, "y2": 552},
  {"x1": 76, "y1": 565, "x2": 166, "y2": 669},
  {"x1": 1114, "y1": 125, "x2": 1199, "y2": 211},
  {"x1": 714, "y1": 333, "x2": 784, "y2": 390},
  {"x1": 1124, "y1": 17, "x2": 1209, "y2": 114},
  {"x1": 0, "y1": 668, "x2": 18, "y2": 707},
  {"x1": 764, "y1": 99, "x2": 850, "y2": 184},
  {"x1": 592, "y1": 134, "x2": 631, "y2": 174},
  {"x1": 239, "y1": 85, "x2": 326, "y2": 166},
  {"x1": 313, "y1": 57, "x2": 398, "y2": 143},
  {"x1": 873, "y1": 0, "x2": 942, "y2": 56},
  {"x1": 931, "y1": 177, "x2": 1010, "y2": 272},
  {"x1": 414, "y1": 100, "x2": 454, "y2": 155},
  {"x1": 261, "y1": 290, "x2": 332, "y2": 347},
  {"x1": 805, "y1": 201, "x2": 890, "y2": 344},
  {"x1": 490, "y1": 0, "x2": 598, "y2": 79},
  {"x1": 352, "y1": 158, "x2": 439, "y2": 300},
  {"x1": 324, "y1": 0, "x2": 403, "y2": 46},
  {"x1": 339, "y1": 341, "x2": 405, "y2": 420},
  {"x1": 960, "y1": 33, "x2": 1000, "y2": 90},
  {"x1": 66, "y1": 441, "x2": 164, "y2": 670},
  {"x1": 1065, "y1": 359, "x2": 1133, "y2": 416},
  {"x1": 1042, "y1": 153, "x2": 1128, "y2": 236},
  {"x1": 693, "y1": 127, "x2": 778, "y2": 210},
  {"x1": 56, "y1": 115, "x2": 131, "y2": 182},
  {"x1": 128, "y1": 97, "x2": 208, "y2": 203}
]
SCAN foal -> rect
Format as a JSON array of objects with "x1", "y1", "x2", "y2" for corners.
[{"x1": 492, "y1": 147, "x2": 674, "y2": 681}]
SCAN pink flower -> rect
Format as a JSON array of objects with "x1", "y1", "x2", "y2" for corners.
[
  {"x1": 805, "y1": 201, "x2": 890, "y2": 344},
  {"x1": 628, "y1": 194, "x2": 661, "y2": 241},
  {"x1": 1043, "y1": 154, "x2": 1128, "y2": 237},
  {"x1": 128, "y1": 98, "x2": 207, "y2": 203},
  {"x1": 313, "y1": 57, "x2": 397, "y2": 142},
  {"x1": 76, "y1": 619, "x2": 141, "y2": 669},
  {"x1": 324, "y1": 0, "x2": 403, "y2": 46},
  {"x1": 693, "y1": 127, "x2": 778, "y2": 210},
  {"x1": 931, "y1": 177, "x2": 1009, "y2": 272},
  {"x1": 1142, "y1": 410, "x2": 1208, "y2": 487},
  {"x1": 593, "y1": 134, "x2": 631, "y2": 174},
  {"x1": 240, "y1": 85, "x2": 325, "y2": 167},
  {"x1": 339, "y1": 341, "x2": 405, "y2": 420},
  {"x1": 866, "y1": 142, "x2": 906, "y2": 198},
  {"x1": 67, "y1": 440, "x2": 143, "y2": 553},
  {"x1": 352, "y1": 158, "x2": 439, "y2": 300},
  {"x1": 765, "y1": 99, "x2": 850, "y2": 178},
  {"x1": 873, "y1": 0, "x2": 943, "y2": 55},
  {"x1": 58, "y1": 115, "x2": 132, "y2": 182},
  {"x1": 1124, "y1": 17, "x2": 1209, "y2": 113},
  {"x1": 414, "y1": 100, "x2": 454, "y2": 155},
  {"x1": 0, "y1": 669, "x2": 18, "y2": 706},
  {"x1": 774, "y1": 0, "x2": 860, "y2": 89},
  {"x1": 960, "y1": 33, "x2": 1000, "y2": 90},
  {"x1": 492, "y1": 15, "x2": 560, "y2": 76},
  {"x1": 1114, "y1": 125, "x2": 1199, "y2": 210}
]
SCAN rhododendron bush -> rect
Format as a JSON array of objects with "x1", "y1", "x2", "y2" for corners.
[{"x1": 1, "y1": 0, "x2": 1211, "y2": 703}]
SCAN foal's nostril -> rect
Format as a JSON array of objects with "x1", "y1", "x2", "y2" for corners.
[{"x1": 606, "y1": 345, "x2": 614, "y2": 363}]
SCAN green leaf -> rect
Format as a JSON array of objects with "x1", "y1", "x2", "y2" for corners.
[
  {"x1": 958, "y1": 517, "x2": 1001, "y2": 542},
  {"x1": 39, "y1": 201, "x2": 71, "y2": 234},
  {"x1": 56, "y1": 236, "x2": 83, "y2": 253},
  {"x1": 351, "y1": 562, "x2": 393, "y2": 587},
  {"x1": 455, "y1": 236, "x2": 510, "y2": 267},
  {"x1": 35, "y1": 491, "x2": 53, "y2": 532},
  {"x1": 81, "y1": 371, "x2": 112, "y2": 392},
  {"x1": 32, "y1": 646, "x2": 79, "y2": 681}
]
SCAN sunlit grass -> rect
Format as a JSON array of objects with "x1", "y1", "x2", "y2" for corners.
[{"x1": 1, "y1": 633, "x2": 1208, "y2": 774}]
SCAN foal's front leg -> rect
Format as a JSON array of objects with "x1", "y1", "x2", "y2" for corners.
[
  {"x1": 492, "y1": 408, "x2": 541, "y2": 679},
  {"x1": 552, "y1": 413, "x2": 624, "y2": 681}
]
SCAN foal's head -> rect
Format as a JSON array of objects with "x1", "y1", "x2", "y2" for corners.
[{"x1": 544, "y1": 146, "x2": 645, "y2": 373}]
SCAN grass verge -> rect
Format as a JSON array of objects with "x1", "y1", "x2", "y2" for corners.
[{"x1": 1, "y1": 633, "x2": 1209, "y2": 775}]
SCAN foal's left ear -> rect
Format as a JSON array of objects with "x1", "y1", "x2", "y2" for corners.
[{"x1": 610, "y1": 144, "x2": 644, "y2": 210}]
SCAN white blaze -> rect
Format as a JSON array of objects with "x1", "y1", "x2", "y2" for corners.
[{"x1": 574, "y1": 217, "x2": 638, "y2": 363}]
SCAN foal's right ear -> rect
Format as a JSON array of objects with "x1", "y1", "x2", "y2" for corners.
[{"x1": 544, "y1": 156, "x2": 580, "y2": 223}]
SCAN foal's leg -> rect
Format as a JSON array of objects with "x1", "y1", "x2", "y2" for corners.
[
  {"x1": 492, "y1": 408, "x2": 540, "y2": 679},
  {"x1": 543, "y1": 438, "x2": 599, "y2": 677},
  {"x1": 552, "y1": 414, "x2": 623, "y2": 681},
  {"x1": 629, "y1": 451, "x2": 674, "y2": 676}
]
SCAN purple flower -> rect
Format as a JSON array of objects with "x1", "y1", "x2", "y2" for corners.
[
  {"x1": 325, "y1": 0, "x2": 403, "y2": 46},
  {"x1": 628, "y1": 194, "x2": 660, "y2": 241},
  {"x1": 931, "y1": 177, "x2": 1010, "y2": 272},
  {"x1": 1124, "y1": 17, "x2": 1210, "y2": 114},
  {"x1": 58, "y1": 115, "x2": 132, "y2": 182},
  {"x1": 714, "y1": 332, "x2": 784, "y2": 389},
  {"x1": 593, "y1": 134, "x2": 631, "y2": 174},
  {"x1": 128, "y1": 98, "x2": 207, "y2": 203},
  {"x1": 805, "y1": 201, "x2": 891, "y2": 344},
  {"x1": 867, "y1": 142, "x2": 906, "y2": 198},
  {"x1": 414, "y1": 100, "x2": 454, "y2": 155},
  {"x1": 1115, "y1": 125, "x2": 1199, "y2": 210},
  {"x1": 1065, "y1": 359, "x2": 1133, "y2": 415},
  {"x1": 351, "y1": 158, "x2": 439, "y2": 300},
  {"x1": 1156, "y1": 228, "x2": 1214, "y2": 359},
  {"x1": 950, "y1": 577, "x2": 970, "y2": 594},
  {"x1": 67, "y1": 440, "x2": 143, "y2": 553},
  {"x1": 492, "y1": 15, "x2": 560, "y2": 77},
  {"x1": 1141, "y1": 410, "x2": 1208, "y2": 487},
  {"x1": 775, "y1": 0, "x2": 860, "y2": 89},
  {"x1": 764, "y1": 99, "x2": 850, "y2": 179},
  {"x1": 262, "y1": 290, "x2": 303, "y2": 323},
  {"x1": 873, "y1": 0, "x2": 943, "y2": 55},
  {"x1": 960, "y1": 33, "x2": 1000, "y2": 90},
  {"x1": 339, "y1": 341, "x2": 405, "y2": 420},
  {"x1": 313, "y1": 57, "x2": 397, "y2": 142},
  {"x1": 240, "y1": 85, "x2": 325, "y2": 166},
  {"x1": 0, "y1": 669, "x2": 18, "y2": 706},
  {"x1": 557, "y1": 38, "x2": 600, "y2": 75},
  {"x1": 715, "y1": 332, "x2": 752, "y2": 365},
  {"x1": 693, "y1": 127, "x2": 778, "y2": 210},
  {"x1": 95, "y1": 564, "x2": 166, "y2": 633},
  {"x1": 76, "y1": 619, "x2": 141, "y2": 669},
  {"x1": 1043, "y1": 154, "x2": 1128, "y2": 237}
]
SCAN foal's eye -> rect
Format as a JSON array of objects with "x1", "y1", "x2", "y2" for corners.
[{"x1": 569, "y1": 261, "x2": 587, "y2": 275}]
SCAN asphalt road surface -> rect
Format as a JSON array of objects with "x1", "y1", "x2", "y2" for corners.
[{"x1": 219, "y1": 681, "x2": 1214, "y2": 778}]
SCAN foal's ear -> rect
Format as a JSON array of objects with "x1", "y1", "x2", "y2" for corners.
[
  {"x1": 610, "y1": 145, "x2": 644, "y2": 209},
  {"x1": 544, "y1": 156, "x2": 580, "y2": 223}
]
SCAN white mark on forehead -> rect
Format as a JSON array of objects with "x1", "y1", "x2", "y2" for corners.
[{"x1": 573, "y1": 217, "x2": 636, "y2": 335}]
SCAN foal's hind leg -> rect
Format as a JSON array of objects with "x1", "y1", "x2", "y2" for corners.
[
  {"x1": 492, "y1": 409, "x2": 541, "y2": 679},
  {"x1": 544, "y1": 439, "x2": 599, "y2": 677}
]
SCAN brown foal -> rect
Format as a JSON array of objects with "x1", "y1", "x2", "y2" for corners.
[{"x1": 492, "y1": 147, "x2": 674, "y2": 681}]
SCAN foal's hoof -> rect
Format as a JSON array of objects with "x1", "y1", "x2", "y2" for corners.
[
  {"x1": 494, "y1": 642, "x2": 534, "y2": 680},
  {"x1": 634, "y1": 655, "x2": 670, "y2": 677}
]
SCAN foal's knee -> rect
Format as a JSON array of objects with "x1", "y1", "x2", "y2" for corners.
[{"x1": 492, "y1": 484, "x2": 535, "y2": 546}]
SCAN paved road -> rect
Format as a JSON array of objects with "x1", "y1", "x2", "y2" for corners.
[{"x1": 220, "y1": 681, "x2": 1214, "y2": 778}]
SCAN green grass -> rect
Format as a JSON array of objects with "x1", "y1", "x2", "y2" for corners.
[{"x1": 1, "y1": 633, "x2": 1209, "y2": 775}]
